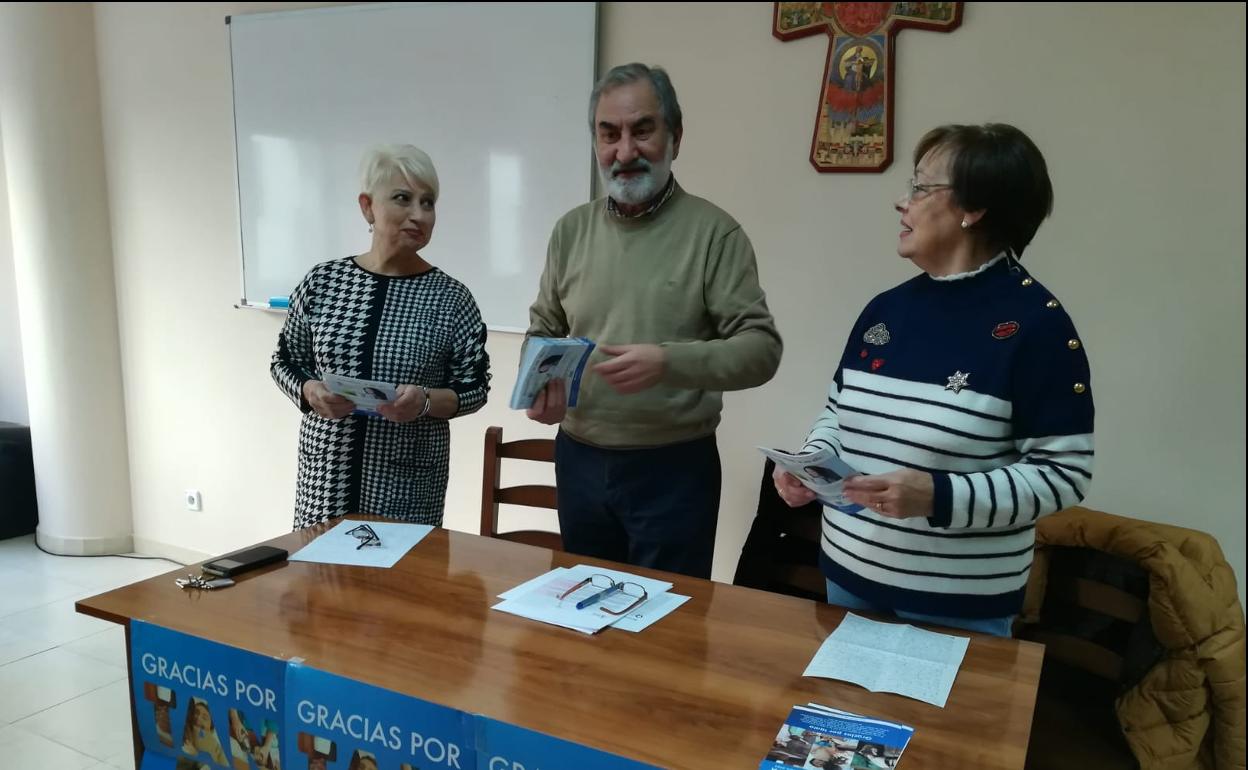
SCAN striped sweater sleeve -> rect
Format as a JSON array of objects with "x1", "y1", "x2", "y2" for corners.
[
  {"x1": 802, "y1": 367, "x2": 844, "y2": 456},
  {"x1": 929, "y1": 313, "x2": 1095, "y2": 529}
]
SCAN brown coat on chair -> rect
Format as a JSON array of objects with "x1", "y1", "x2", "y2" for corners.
[{"x1": 1019, "y1": 506, "x2": 1245, "y2": 770}]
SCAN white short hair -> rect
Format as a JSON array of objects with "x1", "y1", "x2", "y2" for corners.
[{"x1": 358, "y1": 144, "x2": 440, "y2": 201}]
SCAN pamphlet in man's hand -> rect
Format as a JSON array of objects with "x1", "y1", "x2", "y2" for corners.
[
  {"x1": 322, "y1": 371, "x2": 398, "y2": 416},
  {"x1": 510, "y1": 336, "x2": 596, "y2": 410},
  {"x1": 758, "y1": 446, "x2": 864, "y2": 513}
]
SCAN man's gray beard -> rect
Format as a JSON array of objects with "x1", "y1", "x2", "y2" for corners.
[
  {"x1": 604, "y1": 167, "x2": 660, "y2": 204},
  {"x1": 600, "y1": 144, "x2": 673, "y2": 204}
]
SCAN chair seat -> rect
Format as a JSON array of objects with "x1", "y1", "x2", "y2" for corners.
[{"x1": 1026, "y1": 689, "x2": 1136, "y2": 770}]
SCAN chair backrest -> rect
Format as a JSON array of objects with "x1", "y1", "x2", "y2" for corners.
[
  {"x1": 479, "y1": 426, "x2": 562, "y2": 551},
  {"x1": 1017, "y1": 545, "x2": 1165, "y2": 697},
  {"x1": 1015, "y1": 510, "x2": 1173, "y2": 770},
  {"x1": 732, "y1": 458, "x2": 825, "y2": 601}
]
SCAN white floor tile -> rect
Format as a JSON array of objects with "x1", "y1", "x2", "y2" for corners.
[
  {"x1": 17, "y1": 679, "x2": 135, "y2": 761},
  {"x1": 0, "y1": 623, "x2": 55, "y2": 667},
  {"x1": 0, "y1": 724, "x2": 100, "y2": 770},
  {"x1": 0, "y1": 571, "x2": 87, "y2": 618},
  {"x1": 62, "y1": 626, "x2": 128, "y2": 670},
  {"x1": 0, "y1": 536, "x2": 180, "y2": 592},
  {"x1": 0, "y1": 534, "x2": 37, "y2": 558},
  {"x1": 104, "y1": 748, "x2": 138, "y2": 770},
  {"x1": 20, "y1": 553, "x2": 177, "y2": 594},
  {"x1": 0, "y1": 593, "x2": 115, "y2": 649},
  {"x1": 0, "y1": 537, "x2": 50, "y2": 578},
  {"x1": 0, "y1": 647, "x2": 127, "y2": 723},
  {"x1": 0, "y1": 539, "x2": 149, "y2": 768}
]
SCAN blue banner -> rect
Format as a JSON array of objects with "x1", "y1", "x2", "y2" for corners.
[
  {"x1": 475, "y1": 716, "x2": 659, "y2": 770},
  {"x1": 139, "y1": 753, "x2": 174, "y2": 770},
  {"x1": 285, "y1": 662, "x2": 475, "y2": 770},
  {"x1": 131, "y1": 620, "x2": 286, "y2": 770},
  {"x1": 131, "y1": 622, "x2": 664, "y2": 770}
]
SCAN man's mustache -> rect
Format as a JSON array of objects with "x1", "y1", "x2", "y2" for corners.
[{"x1": 611, "y1": 159, "x2": 652, "y2": 177}]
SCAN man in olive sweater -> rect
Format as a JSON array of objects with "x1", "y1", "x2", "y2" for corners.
[{"x1": 526, "y1": 63, "x2": 782, "y2": 578}]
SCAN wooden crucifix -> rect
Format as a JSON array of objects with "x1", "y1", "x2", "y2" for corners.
[{"x1": 774, "y1": 2, "x2": 963, "y2": 173}]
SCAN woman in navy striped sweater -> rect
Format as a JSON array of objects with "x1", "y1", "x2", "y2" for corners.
[{"x1": 775, "y1": 124, "x2": 1094, "y2": 637}]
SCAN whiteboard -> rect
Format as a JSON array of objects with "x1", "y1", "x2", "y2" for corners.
[{"x1": 228, "y1": 2, "x2": 597, "y2": 331}]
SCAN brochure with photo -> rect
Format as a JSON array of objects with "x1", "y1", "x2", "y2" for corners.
[
  {"x1": 758, "y1": 446, "x2": 865, "y2": 513},
  {"x1": 510, "y1": 336, "x2": 596, "y2": 410},
  {"x1": 322, "y1": 372, "x2": 398, "y2": 416},
  {"x1": 760, "y1": 703, "x2": 914, "y2": 769}
]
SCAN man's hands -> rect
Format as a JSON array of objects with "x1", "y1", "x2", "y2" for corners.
[
  {"x1": 593, "y1": 343, "x2": 665, "y2": 394},
  {"x1": 526, "y1": 379, "x2": 567, "y2": 424}
]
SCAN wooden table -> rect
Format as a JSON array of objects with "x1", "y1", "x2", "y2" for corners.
[{"x1": 76, "y1": 522, "x2": 1042, "y2": 769}]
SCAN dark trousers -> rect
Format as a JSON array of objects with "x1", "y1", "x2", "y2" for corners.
[{"x1": 554, "y1": 430, "x2": 721, "y2": 579}]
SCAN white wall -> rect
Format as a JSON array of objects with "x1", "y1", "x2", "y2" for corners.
[
  {"x1": 1, "y1": 2, "x2": 132, "y2": 553},
  {"x1": 88, "y1": 3, "x2": 1245, "y2": 598},
  {"x1": 0, "y1": 142, "x2": 28, "y2": 425}
]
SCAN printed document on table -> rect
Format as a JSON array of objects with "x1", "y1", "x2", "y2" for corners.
[
  {"x1": 803, "y1": 613, "x2": 970, "y2": 707},
  {"x1": 492, "y1": 564, "x2": 677, "y2": 634}
]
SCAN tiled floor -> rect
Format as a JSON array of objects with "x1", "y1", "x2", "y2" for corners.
[{"x1": 0, "y1": 534, "x2": 177, "y2": 770}]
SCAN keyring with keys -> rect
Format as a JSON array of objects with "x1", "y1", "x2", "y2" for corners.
[{"x1": 175, "y1": 573, "x2": 235, "y2": 590}]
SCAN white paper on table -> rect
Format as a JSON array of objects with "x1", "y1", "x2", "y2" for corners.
[
  {"x1": 803, "y1": 613, "x2": 970, "y2": 707},
  {"x1": 496, "y1": 566, "x2": 687, "y2": 632},
  {"x1": 610, "y1": 592, "x2": 690, "y2": 632},
  {"x1": 490, "y1": 600, "x2": 601, "y2": 634},
  {"x1": 491, "y1": 564, "x2": 674, "y2": 634},
  {"x1": 289, "y1": 520, "x2": 433, "y2": 568},
  {"x1": 497, "y1": 567, "x2": 569, "y2": 600}
]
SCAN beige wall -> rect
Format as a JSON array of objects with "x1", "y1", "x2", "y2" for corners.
[{"x1": 86, "y1": 3, "x2": 1245, "y2": 596}]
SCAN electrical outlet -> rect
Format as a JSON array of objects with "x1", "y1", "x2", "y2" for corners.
[{"x1": 185, "y1": 489, "x2": 203, "y2": 512}]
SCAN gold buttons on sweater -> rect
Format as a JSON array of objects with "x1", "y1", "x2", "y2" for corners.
[
  {"x1": 1068, "y1": 339, "x2": 1081, "y2": 350},
  {"x1": 1073, "y1": 383, "x2": 1086, "y2": 394},
  {"x1": 1021, "y1": 277, "x2": 1034, "y2": 287},
  {"x1": 1046, "y1": 299, "x2": 1060, "y2": 309}
]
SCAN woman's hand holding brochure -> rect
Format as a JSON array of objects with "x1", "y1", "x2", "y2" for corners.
[{"x1": 758, "y1": 446, "x2": 865, "y2": 514}]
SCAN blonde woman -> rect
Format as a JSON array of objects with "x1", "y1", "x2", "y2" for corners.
[{"x1": 272, "y1": 145, "x2": 491, "y2": 528}]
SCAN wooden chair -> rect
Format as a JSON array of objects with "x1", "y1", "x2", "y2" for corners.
[
  {"x1": 1017, "y1": 507, "x2": 1245, "y2": 770},
  {"x1": 479, "y1": 426, "x2": 562, "y2": 550},
  {"x1": 732, "y1": 458, "x2": 826, "y2": 601},
  {"x1": 1017, "y1": 541, "x2": 1154, "y2": 770}
]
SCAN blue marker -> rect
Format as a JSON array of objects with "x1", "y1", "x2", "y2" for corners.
[
  {"x1": 268, "y1": 296, "x2": 290, "y2": 309},
  {"x1": 575, "y1": 582, "x2": 622, "y2": 610}
]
